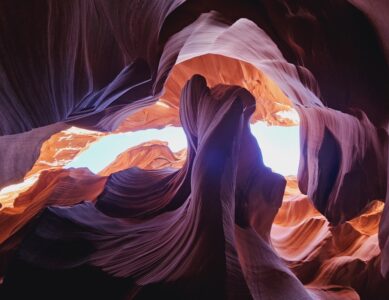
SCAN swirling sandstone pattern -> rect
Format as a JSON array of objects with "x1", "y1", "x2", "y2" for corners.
[{"x1": 0, "y1": 1, "x2": 388, "y2": 299}]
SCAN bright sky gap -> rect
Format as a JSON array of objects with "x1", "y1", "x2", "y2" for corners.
[{"x1": 65, "y1": 122, "x2": 300, "y2": 176}]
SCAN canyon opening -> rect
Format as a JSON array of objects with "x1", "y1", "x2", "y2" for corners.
[{"x1": 0, "y1": 1, "x2": 389, "y2": 299}]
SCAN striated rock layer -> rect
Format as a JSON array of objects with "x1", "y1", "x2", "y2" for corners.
[
  {"x1": 0, "y1": 0, "x2": 389, "y2": 299},
  {"x1": 273, "y1": 177, "x2": 388, "y2": 298},
  {"x1": 2, "y1": 76, "x2": 308, "y2": 299}
]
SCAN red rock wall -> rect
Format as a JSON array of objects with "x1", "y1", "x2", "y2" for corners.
[{"x1": 0, "y1": 1, "x2": 388, "y2": 299}]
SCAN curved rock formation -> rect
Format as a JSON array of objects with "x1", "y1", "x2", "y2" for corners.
[
  {"x1": 26, "y1": 127, "x2": 105, "y2": 177},
  {"x1": 0, "y1": 139, "x2": 186, "y2": 281},
  {"x1": 99, "y1": 141, "x2": 186, "y2": 176},
  {"x1": 273, "y1": 177, "x2": 388, "y2": 298},
  {"x1": 2, "y1": 76, "x2": 307, "y2": 299},
  {"x1": 0, "y1": 0, "x2": 388, "y2": 299},
  {"x1": 0, "y1": 126, "x2": 105, "y2": 211}
]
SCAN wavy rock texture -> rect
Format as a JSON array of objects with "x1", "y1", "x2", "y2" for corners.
[
  {"x1": 0, "y1": 0, "x2": 389, "y2": 299},
  {"x1": 115, "y1": 54, "x2": 298, "y2": 133},
  {"x1": 1, "y1": 76, "x2": 309, "y2": 299},
  {"x1": 0, "y1": 141, "x2": 187, "y2": 278},
  {"x1": 273, "y1": 177, "x2": 388, "y2": 299},
  {"x1": 25, "y1": 127, "x2": 106, "y2": 177},
  {"x1": 0, "y1": 127, "x2": 105, "y2": 211},
  {"x1": 99, "y1": 141, "x2": 186, "y2": 176},
  {"x1": 0, "y1": 168, "x2": 107, "y2": 280}
]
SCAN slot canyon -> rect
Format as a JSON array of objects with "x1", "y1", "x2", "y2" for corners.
[{"x1": 0, "y1": 0, "x2": 389, "y2": 299}]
